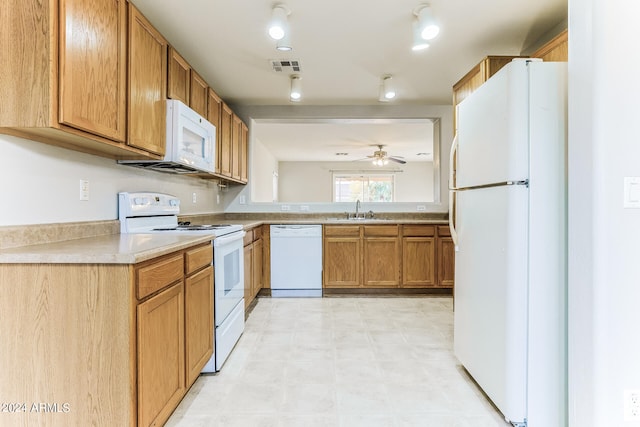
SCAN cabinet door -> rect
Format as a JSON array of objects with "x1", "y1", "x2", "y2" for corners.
[
  {"x1": 402, "y1": 237, "x2": 436, "y2": 287},
  {"x1": 252, "y1": 238, "x2": 263, "y2": 298},
  {"x1": 323, "y1": 237, "x2": 361, "y2": 288},
  {"x1": 167, "y1": 47, "x2": 190, "y2": 104},
  {"x1": 231, "y1": 114, "x2": 242, "y2": 180},
  {"x1": 437, "y1": 237, "x2": 455, "y2": 288},
  {"x1": 240, "y1": 121, "x2": 249, "y2": 183},
  {"x1": 243, "y1": 243, "x2": 253, "y2": 309},
  {"x1": 137, "y1": 282, "x2": 185, "y2": 427},
  {"x1": 185, "y1": 266, "x2": 214, "y2": 387},
  {"x1": 364, "y1": 237, "x2": 400, "y2": 287},
  {"x1": 59, "y1": 0, "x2": 127, "y2": 141},
  {"x1": 190, "y1": 71, "x2": 208, "y2": 117},
  {"x1": 219, "y1": 103, "x2": 233, "y2": 177},
  {"x1": 128, "y1": 4, "x2": 168, "y2": 155},
  {"x1": 207, "y1": 88, "x2": 223, "y2": 174}
]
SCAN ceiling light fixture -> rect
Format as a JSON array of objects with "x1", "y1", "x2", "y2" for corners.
[
  {"x1": 378, "y1": 76, "x2": 396, "y2": 102},
  {"x1": 268, "y1": 4, "x2": 291, "y2": 41},
  {"x1": 413, "y1": 4, "x2": 440, "y2": 41},
  {"x1": 411, "y1": 20, "x2": 430, "y2": 51},
  {"x1": 290, "y1": 75, "x2": 302, "y2": 102},
  {"x1": 276, "y1": 31, "x2": 292, "y2": 51}
]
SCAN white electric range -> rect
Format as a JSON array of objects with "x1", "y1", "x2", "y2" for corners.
[{"x1": 118, "y1": 192, "x2": 245, "y2": 372}]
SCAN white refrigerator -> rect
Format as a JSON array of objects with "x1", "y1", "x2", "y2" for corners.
[{"x1": 450, "y1": 59, "x2": 567, "y2": 427}]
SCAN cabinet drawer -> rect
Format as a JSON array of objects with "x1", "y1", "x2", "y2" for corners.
[
  {"x1": 137, "y1": 254, "x2": 184, "y2": 300},
  {"x1": 437, "y1": 225, "x2": 451, "y2": 237},
  {"x1": 363, "y1": 225, "x2": 399, "y2": 237},
  {"x1": 185, "y1": 243, "x2": 213, "y2": 275},
  {"x1": 324, "y1": 225, "x2": 360, "y2": 237},
  {"x1": 243, "y1": 230, "x2": 254, "y2": 246},
  {"x1": 253, "y1": 226, "x2": 263, "y2": 240},
  {"x1": 403, "y1": 225, "x2": 436, "y2": 237}
]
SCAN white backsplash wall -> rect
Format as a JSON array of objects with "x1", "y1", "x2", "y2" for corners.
[{"x1": 0, "y1": 134, "x2": 224, "y2": 226}]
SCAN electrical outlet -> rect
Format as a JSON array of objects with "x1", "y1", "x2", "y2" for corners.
[
  {"x1": 239, "y1": 195, "x2": 246, "y2": 205},
  {"x1": 79, "y1": 180, "x2": 89, "y2": 201},
  {"x1": 192, "y1": 192, "x2": 197, "y2": 203},
  {"x1": 300, "y1": 205, "x2": 309, "y2": 211},
  {"x1": 417, "y1": 205, "x2": 426, "y2": 211},
  {"x1": 216, "y1": 194, "x2": 220, "y2": 204},
  {"x1": 281, "y1": 204, "x2": 290, "y2": 211},
  {"x1": 624, "y1": 389, "x2": 640, "y2": 421}
]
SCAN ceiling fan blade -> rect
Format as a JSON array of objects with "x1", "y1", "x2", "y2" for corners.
[{"x1": 388, "y1": 157, "x2": 406, "y2": 164}]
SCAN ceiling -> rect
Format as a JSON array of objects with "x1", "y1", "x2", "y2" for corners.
[{"x1": 130, "y1": 0, "x2": 567, "y2": 160}]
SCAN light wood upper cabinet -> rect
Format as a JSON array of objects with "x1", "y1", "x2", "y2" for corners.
[
  {"x1": 0, "y1": 0, "x2": 156, "y2": 159},
  {"x1": 59, "y1": 0, "x2": 127, "y2": 142},
  {"x1": 167, "y1": 47, "x2": 191, "y2": 105},
  {"x1": 532, "y1": 29, "x2": 568, "y2": 62},
  {"x1": 128, "y1": 4, "x2": 168, "y2": 156},
  {"x1": 207, "y1": 88, "x2": 223, "y2": 174},
  {"x1": 190, "y1": 71, "x2": 209, "y2": 118},
  {"x1": 240, "y1": 121, "x2": 249, "y2": 183},
  {"x1": 231, "y1": 114, "x2": 242, "y2": 181},
  {"x1": 219, "y1": 103, "x2": 233, "y2": 177}
]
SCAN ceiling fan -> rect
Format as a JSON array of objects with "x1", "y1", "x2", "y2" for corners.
[{"x1": 364, "y1": 144, "x2": 406, "y2": 165}]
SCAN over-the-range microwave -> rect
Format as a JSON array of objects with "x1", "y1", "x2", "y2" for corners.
[{"x1": 119, "y1": 99, "x2": 216, "y2": 174}]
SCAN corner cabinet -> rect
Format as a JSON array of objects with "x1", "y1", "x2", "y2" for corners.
[
  {"x1": 0, "y1": 241, "x2": 214, "y2": 427},
  {"x1": 128, "y1": 4, "x2": 168, "y2": 156}
]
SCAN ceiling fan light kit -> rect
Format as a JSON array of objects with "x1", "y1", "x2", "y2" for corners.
[{"x1": 368, "y1": 145, "x2": 407, "y2": 166}]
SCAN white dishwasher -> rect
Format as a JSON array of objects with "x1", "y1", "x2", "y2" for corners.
[{"x1": 270, "y1": 224, "x2": 323, "y2": 297}]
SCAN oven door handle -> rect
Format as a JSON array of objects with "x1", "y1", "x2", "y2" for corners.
[{"x1": 213, "y1": 230, "x2": 246, "y2": 247}]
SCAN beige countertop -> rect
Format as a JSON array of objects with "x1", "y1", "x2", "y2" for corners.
[
  {"x1": 0, "y1": 215, "x2": 449, "y2": 264},
  {"x1": 0, "y1": 233, "x2": 214, "y2": 264}
]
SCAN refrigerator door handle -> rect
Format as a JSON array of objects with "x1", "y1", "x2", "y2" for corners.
[{"x1": 448, "y1": 135, "x2": 459, "y2": 250}]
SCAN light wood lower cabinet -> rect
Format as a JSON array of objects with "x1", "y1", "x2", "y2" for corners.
[
  {"x1": 402, "y1": 225, "x2": 436, "y2": 287},
  {"x1": 244, "y1": 226, "x2": 264, "y2": 308},
  {"x1": 323, "y1": 226, "x2": 361, "y2": 288},
  {"x1": 137, "y1": 282, "x2": 185, "y2": 427},
  {"x1": 185, "y1": 265, "x2": 214, "y2": 387},
  {"x1": 363, "y1": 225, "x2": 401, "y2": 287},
  {"x1": 323, "y1": 224, "x2": 454, "y2": 290},
  {"x1": 0, "y1": 241, "x2": 214, "y2": 427}
]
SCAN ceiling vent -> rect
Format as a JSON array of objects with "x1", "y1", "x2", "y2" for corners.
[{"x1": 270, "y1": 59, "x2": 302, "y2": 73}]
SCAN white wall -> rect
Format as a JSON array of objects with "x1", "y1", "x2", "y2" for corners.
[
  {"x1": 278, "y1": 161, "x2": 433, "y2": 203},
  {"x1": 226, "y1": 104, "x2": 451, "y2": 213},
  {"x1": 250, "y1": 136, "x2": 278, "y2": 202},
  {"x1": 0, "y1": 134, "x2": 224, "y2": 226},
  {"x1": 569, "y1": 0, "x2": 640, "y2": 425}
]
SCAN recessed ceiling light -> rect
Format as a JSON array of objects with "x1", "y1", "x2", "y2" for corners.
[{"x1": 335, "y1": 152, "x2": 349, "y2": 156}]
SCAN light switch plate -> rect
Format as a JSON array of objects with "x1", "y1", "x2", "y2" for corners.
[{"x1": 624, "y1": 177, "x2": 640, "y2": 208}]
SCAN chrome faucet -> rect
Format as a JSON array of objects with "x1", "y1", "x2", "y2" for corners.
[{"x1": 355, "y1": 199, "x2": 361, "y2": 217}]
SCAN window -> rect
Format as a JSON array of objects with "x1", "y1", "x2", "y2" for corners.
[{"x1": 333, "y1": 173, "x2": 395, "y2": 202}]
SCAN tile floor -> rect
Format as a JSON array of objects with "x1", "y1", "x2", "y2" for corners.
[{"x1": 166, "y1": 296, "x2": 508, "y2": 427}]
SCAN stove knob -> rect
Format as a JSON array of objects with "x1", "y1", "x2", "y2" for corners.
[{"x1": 169, "y1": 199, "x2": 179, "y2": 206}]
